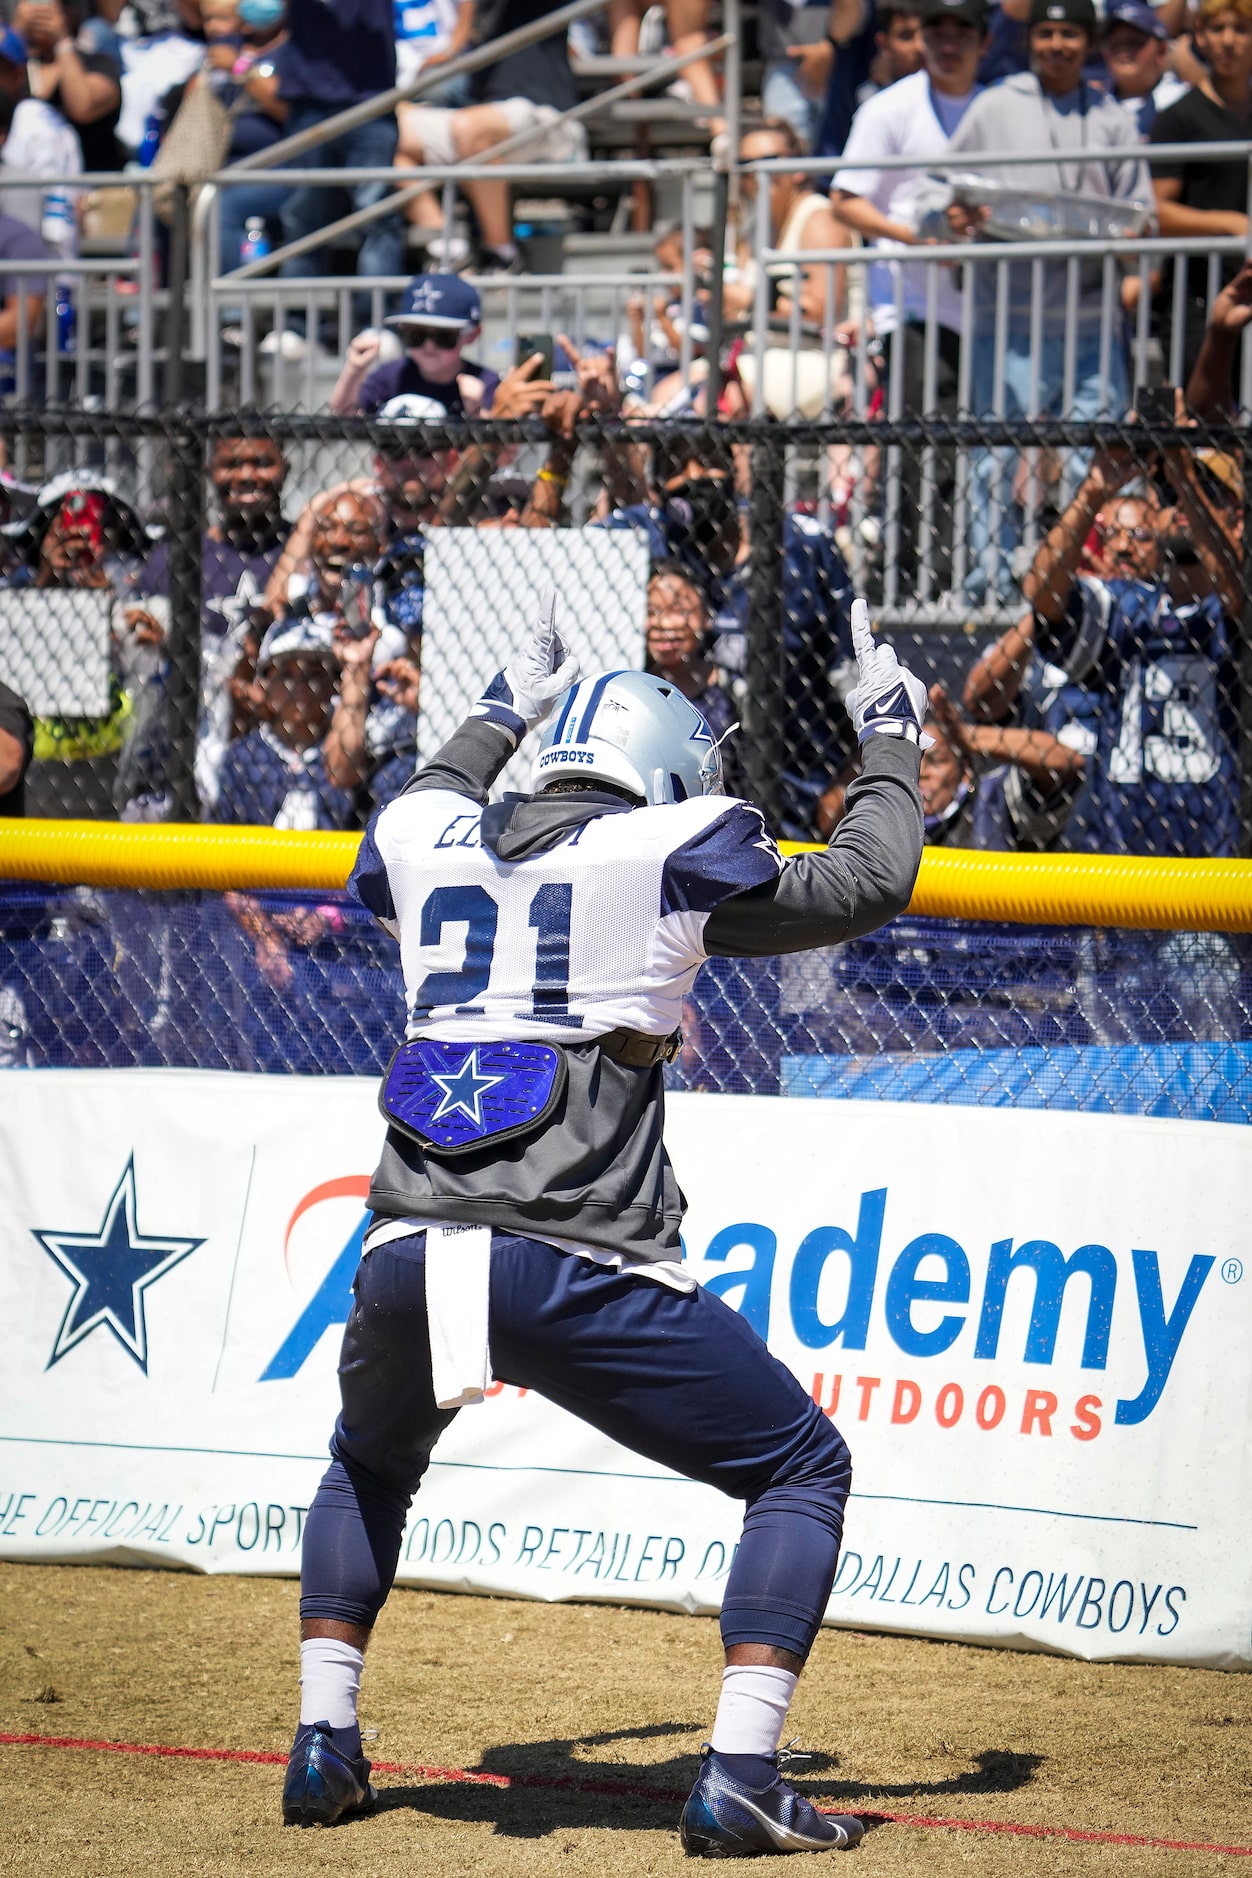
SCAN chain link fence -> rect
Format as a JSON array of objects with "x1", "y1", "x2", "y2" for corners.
[
  {"x1": 0, "y1": 405, "x2": 1249, "y2": 1122},
  {"x1": 0, "y1": 405, "x2": 1247, "y2": 853}
]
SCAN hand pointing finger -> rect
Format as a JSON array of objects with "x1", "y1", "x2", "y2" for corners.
[{"x1": 851, "y1": 596, "x2": 874, "y2": 668}]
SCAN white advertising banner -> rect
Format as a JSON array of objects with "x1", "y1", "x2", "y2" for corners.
[{"x1": 0, "y1": 1069, "x2": 1249, "y2": 1669}]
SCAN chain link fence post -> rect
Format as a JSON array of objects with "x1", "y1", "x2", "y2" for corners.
[
  {"x1": 166, "y1": 421, "x2": 204, "y2": 821},
  {"x1": 745, "y1": 427, "x2": 785, "y2": 832}
]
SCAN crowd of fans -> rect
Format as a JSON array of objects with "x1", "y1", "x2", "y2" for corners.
[
  {"x1": 0, "y1": 0, "x2": 1244, "y2": 889},
  {"x1": 0, "y1": 252, "x2": 1242, "y2": 881}
]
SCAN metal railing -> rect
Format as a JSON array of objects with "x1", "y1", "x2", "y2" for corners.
[
  {"x1": 6, "y1": 142, "x2": 1252, "y2": 628},
  {"x1": 739, "y1": 143, "x2": 1252, "y2": 617},
  {"x1": 197, "y1": 157, "x2": 713, "y2": 414}
]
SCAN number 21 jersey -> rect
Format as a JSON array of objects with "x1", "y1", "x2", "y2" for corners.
[{"x1": 354, "y1": 784, "x2": 785, "y2": 1044}]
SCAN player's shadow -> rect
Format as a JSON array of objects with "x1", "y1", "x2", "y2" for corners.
[{"x1": 375, "y1": 1723, "x2": 1044, "y2": 1838}]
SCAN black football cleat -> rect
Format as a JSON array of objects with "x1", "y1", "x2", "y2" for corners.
[
  {"x1": 680, "y1": 1746, "x2": 864, "y2": 1856},
  {"x1": 281, "y1": 1720, "x2": 377, "y2": 1827}
]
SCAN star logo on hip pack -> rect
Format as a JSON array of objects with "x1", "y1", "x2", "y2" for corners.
[
  {"x1": 33, "y1": 1156, "x2": 204, "y2": 1372},
  {"x1": 429, "y1": 1049, "x2": 505, "y2": 1128}
]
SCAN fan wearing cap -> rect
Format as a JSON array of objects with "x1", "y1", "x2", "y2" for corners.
[
  {"x1": 216, "y1": 615, "x2": 359, "y2": 829},
  {"x1": 0, "y1": 472, "x2": 162, "y2": 816},
  {"x1": 330, "y1": 273, "x2": 499, "y2": 420},
  {"x1": 1100, "y1": 0, "x2": 1180, "y2": 139},
  {"x1": 263, "y1": 395, "x2": 465, "y2": 623}
]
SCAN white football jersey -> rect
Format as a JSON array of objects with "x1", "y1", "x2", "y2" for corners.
[{"x1": 357, "y1": 787, "x2": 783, "y2": 1043}]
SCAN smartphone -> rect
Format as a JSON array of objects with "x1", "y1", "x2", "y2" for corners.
[
  {"x1": 338, "y1": 563, "x2": 374, "y2": 637},
  {"x1": 1137, "y1": 385, "x2": 1178, "y2": 427},
  {"x1": 61, "y1": 489, "x2": 106, "y2": 554},
  {"x1": 516, "y1": 332, "x2": 554, "y2": 377}
]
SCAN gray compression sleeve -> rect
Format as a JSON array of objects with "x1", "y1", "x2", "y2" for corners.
[
  {"x1": 403, "y1": 719, "x2": 516, "y2": 804},
  {"x1": 703, "y1": 737, "x2": 924, "y2": 958}
]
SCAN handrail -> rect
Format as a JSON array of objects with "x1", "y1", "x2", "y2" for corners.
[
  {"x1": 764, "y1": 234, "x2": 1246, "y2": 265},
  {"x1": 208, "y1": 159, "x2": 708, "y2": 186},
  {"x1": 752, "y1": 142, "x2": 1252, "y2": 172},
  {"x1": 220, "y1": 32, "x2": 732, "y2": 281},
  {"x1": 223, "y1": 0, "x2": 618, "y2": 175},
  {"x1": 208, "y1": 268, "x2": 684, "y2": 289}
]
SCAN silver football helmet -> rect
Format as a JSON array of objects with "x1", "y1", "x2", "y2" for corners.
[{"x1": 531, "y1": 670, "x2": 724, "y2": 806}]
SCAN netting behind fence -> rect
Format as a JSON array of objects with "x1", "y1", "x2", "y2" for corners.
[{"x1": 2, "y1": 882, "x2": 1247, "y2": 1122}]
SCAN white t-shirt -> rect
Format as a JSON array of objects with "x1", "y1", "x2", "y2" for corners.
[
  {"x1": 394, "y1": 0, "x2": 460, "y2": 87},
  {"x1": 0, "y1": 99, "x2": 82, "y2": 238},
  {"x1": 834, "y1": 69, "x2": 981, "y2": 337}
]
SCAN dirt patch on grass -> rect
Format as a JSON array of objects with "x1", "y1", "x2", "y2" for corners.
[{"x1": 0, "y1": 1563, "x2": 1248, "y2": 1876}]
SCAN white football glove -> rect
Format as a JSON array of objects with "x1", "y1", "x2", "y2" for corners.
[
  {"x1": 469, "y1": 588, "x2": 581, "y2": 749},
  {"x1": 844, "y1": 597, "x2": 932, "y2": 750}
]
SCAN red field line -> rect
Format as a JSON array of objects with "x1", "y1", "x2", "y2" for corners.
[{"x1": 3, "y1": 1731, "x2": 1250, "y2": 1857}]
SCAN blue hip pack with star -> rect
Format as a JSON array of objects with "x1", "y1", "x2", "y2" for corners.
[{"x1": 379, "y1": 1038, "x2": 567, "y2": 1157}]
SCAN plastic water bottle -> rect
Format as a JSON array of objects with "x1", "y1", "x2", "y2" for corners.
[
  {"x1": 55, "y1": 280, "x2": 75, "y2": 355},
  {"x1": 240, "y1": 216, "x2": 271, "y2": 265},
  {"x1": 40, "y1": 190, "x2": 75, "y2": 259},
  {"x1": 136, "y1": 113, "x2": 163, "y2": 168}
]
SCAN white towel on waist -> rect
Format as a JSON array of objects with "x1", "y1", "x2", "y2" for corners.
[{"x1": 424, "y1": 1223, "x2": 493, "y2": 1410}]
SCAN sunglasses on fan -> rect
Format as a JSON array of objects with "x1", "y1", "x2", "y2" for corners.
[{"x1": 395, "y1": 324, "x2": 463, "y2": 350}]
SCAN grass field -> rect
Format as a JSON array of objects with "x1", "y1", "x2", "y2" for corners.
[{"x1": 1, "y1": 1562, "x2": 1249, "y2": 1876}]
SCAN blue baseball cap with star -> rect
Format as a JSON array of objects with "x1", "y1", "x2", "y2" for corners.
[
  {"x1": 385, "y1": 273, "x2": 482, "y2": 332},
  {"x1": 1102, "y1": 0, "x2": 1168, "y2": 37}
]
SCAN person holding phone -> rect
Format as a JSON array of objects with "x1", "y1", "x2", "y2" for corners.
[{"x1": 331, "y1": 272, "x2": 500, "y2": 418}]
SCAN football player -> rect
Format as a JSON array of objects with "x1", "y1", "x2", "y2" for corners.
[{"x1": 282, "y1": 595, "x2": 926, "y2": 1856}]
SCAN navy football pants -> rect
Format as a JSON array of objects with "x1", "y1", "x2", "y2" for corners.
[{"x1": 301, "y1": 1232, "x2": 852, "y2": 1661}]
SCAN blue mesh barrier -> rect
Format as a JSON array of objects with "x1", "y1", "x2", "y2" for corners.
[{"x1": 0, "y1": 886, "x2": 1247, "y2": 1122}]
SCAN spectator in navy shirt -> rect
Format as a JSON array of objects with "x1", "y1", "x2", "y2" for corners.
[
  {"x1": 271, "y1": 0, "x2": 401, "y2": 353},
  {"x1": 133, "y1": 434, "x2": 290, "y2": 809},
  {"x1": 216, "y1": 615, "x2": 359, "y2": 826},
  {"x1": 330, "y1": 272, "x2": 499, "y2": 415}
]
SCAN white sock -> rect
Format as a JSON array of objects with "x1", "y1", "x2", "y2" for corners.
[
  {"x1": 487, "y1": 240, "x2": 518, "y2": 262},
  {"x1": 299, "y1": 1636, "x2": 363, "y2": 1729},
  {"x1": 709, "y1": 1663, "x2": 799, "y2": 1757}
]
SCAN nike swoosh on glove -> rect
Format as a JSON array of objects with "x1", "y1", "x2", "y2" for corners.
[
  {"x1": 844, "y1": 596, "x2": 932, "y2": 749},
  {"x1": 469, "y1": 588, "x2": 581, "y2": 748}
]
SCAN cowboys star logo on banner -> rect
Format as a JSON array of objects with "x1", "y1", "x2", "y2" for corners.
[{"x1": 33, "y1": 1155, "x2": 204, "y2": 1372}]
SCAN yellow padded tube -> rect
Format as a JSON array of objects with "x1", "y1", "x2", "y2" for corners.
[
  {"x1": 0, "y1": 821, "x2": 1250, "y2": 932},
  {"x1": 0, "y1": 821, "x2": 361, "y2": 893}
]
